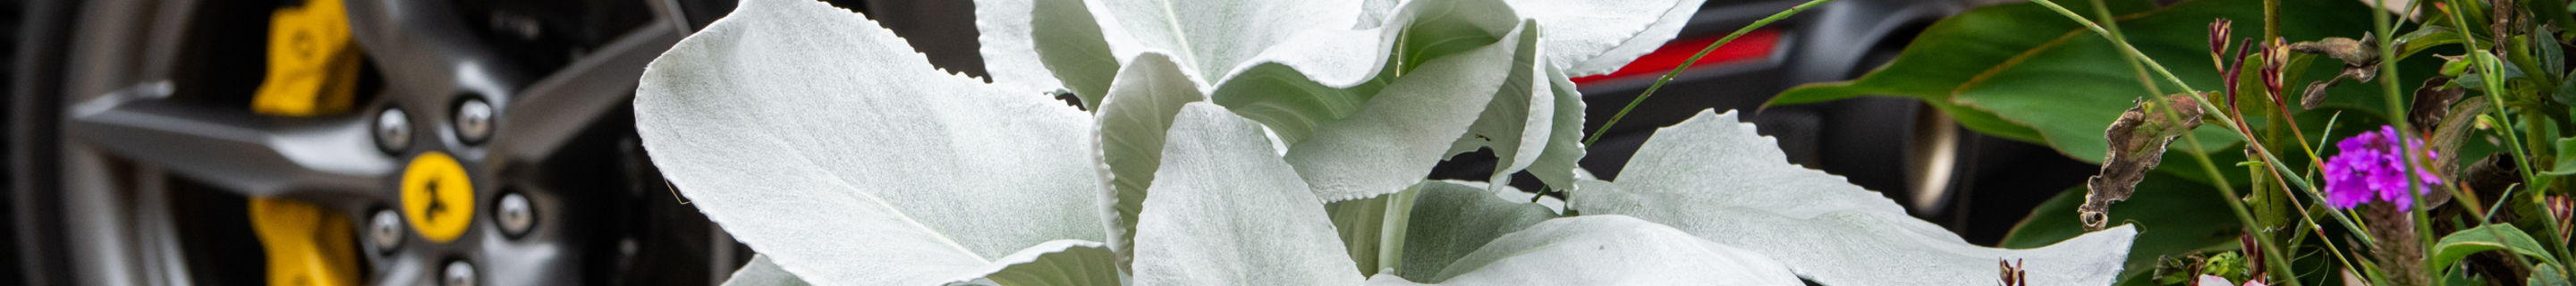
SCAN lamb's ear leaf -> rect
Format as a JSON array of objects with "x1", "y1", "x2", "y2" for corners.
[
  {"x1": 634, "y1": 0, "x2": 1105, "y2": 284},
  {"x1": 1027, "y1": 0, "x2": 1126, "y2": 108},
  {"x1": 1088, "y1": 0, "x2": 1365, "y2": 80},
  {"x1": 1324, "y1": 180, "x2": 1556, "y2": 279},
  {"x1": 1206, "y1": 0, "x2": 1519, "y2": 145},
  {"x1": 1443, "y1": 24, "x2": 1553, "y2": 191},
  {"x1": 1503, "y1": 0, "x2": 1709, "y2": 77},
  {"x1": 972, "y1": 0, "x2": 1067, "y2": 94},
  {"x1": 1132, "y1": 103, "x2": 1362, "y2": 286},
  {"x1": 1394, "y1": 181, "x2": 1559, "y2": 282},
  {"x1": 721, "y1": 255, "x2": 811, "y2": 286},
  {"x1": 1569, "y1": 110, "x2": 2140, "y2": 285},
  {"x1": 1283, "y1": 21, "x2": 1529, "y2": 202},
  {"x1": 978, "y1": 240, "x2": 1125, "y2": 286},
  {"x1": 1091, "y1": 52, "x2": 1206, "y2": 273},
  {"x1": 1363, "y1": 215, "x2": 1803, "y2": 285},
  {"x1": 1523, "y1": 65, "x2": 1589, "y2": 190},
  {"x1": 1325, "y1": 183, "x2": 1416, "y2": 277}
]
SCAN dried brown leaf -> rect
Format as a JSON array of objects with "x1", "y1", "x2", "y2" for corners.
[{"x1": 2080, "y1": 94, "x2": 2206, "y2": 231}]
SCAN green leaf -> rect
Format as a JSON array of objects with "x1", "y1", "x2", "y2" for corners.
[
  {"x1": 1282, "y1": 21, "x2": 1529, "y2": 201},
  {"x1": 981, "y1": 240, "x2": 1124, "y2": 286},
  {"x1": 1394, "y1": 181, "x2": 1559, "y2": 282},
  {"x1": 1373, "y1": 215, "x2": 1803, "y2": 285},
  {"x1": 2000, "y1": 172, "x2": 2243, "y2": 282},
  {"x1": 1133, "y1": 103, "x2": 1362, "y2": 285},
  {"x1": 1769, "y1": 0, "x2": 2157, "y2": 105},
  {"x1": 1569, "y1": 110, "x2": 2140, "y2": 285},
  {"x1": 2396, "y1": 26, "x2": 2463, "y2": 60},
  {"x1": 2545, "y1": 138, "x2": 2575, "y2": 175},
  {"x1": 2536, "y1": 264, "x2": 2572, "y2": 286},
  {"x1": 1776, "y1": 0, "x2": 2430, "y2": 164},
  {"x1": 2431, "y1": 224, "x2": 2563, "y2": 268},
  {"x1": 1767, "y1": 0, "x2": 2157, "y2": 146},
  {"x1": 1092, "y1": 52, "x2": 1208, "y2": 271},
  {"x1": 634, "y1": 0, "x2": 1107, "y2": 284},
  {"x1": 721, "y1": 255, "x2": 812, "y2": 286}
]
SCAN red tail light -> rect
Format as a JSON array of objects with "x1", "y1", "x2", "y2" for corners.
[{"x1": 1569, "y1": 28, "x2": 1782, "y2": 86}]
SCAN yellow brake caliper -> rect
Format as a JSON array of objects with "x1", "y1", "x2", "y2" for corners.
[
  {"x1": 251, "y1": 0, "x2": 361, "y2": 116},
  {"x1": 250, "y1": 198, "x2": 360, "y2": 286},
  {"x1": 249, "y1": 0, "x2": 365, "y2": 285}
]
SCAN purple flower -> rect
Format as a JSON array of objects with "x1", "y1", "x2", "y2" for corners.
[{"x1": 2322, "y1": 125, "x2": 2443, "y2": 210}]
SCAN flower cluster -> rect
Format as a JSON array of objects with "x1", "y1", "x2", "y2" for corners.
[{"x1": 2321, "y1": 125, "x2": 2443, "y2": 210}]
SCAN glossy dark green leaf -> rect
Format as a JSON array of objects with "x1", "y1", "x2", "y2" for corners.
[
  {"x1": 2430, "y1": 224, "x2": 2563, "y2": 268},
  {"x1": 1775, "y1": 0, "x2": 2442, "y2": 164}
]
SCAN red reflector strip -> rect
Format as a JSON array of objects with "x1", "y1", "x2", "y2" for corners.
[{"x1": 1569, "y1": 29, "x2": 1782, "y2": 86}]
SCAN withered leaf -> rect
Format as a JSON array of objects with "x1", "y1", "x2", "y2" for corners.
[
  {"x1": 2410, "y1": 76, "x2": 2465, "y2": 131},
  {"x1": 2080, "y1": 93, "x2": 2206, "y2": 231},
  {"x1": 2290, "y1": 35, "x2": 2382, "y2": 110},
  {"x1": 2426, "y1": 99, "x2": 2489, "y2": 200}
]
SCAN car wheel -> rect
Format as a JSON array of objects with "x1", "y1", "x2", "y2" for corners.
[{"x1": 7, "y1": 0, "x2": 750, "y2": 284}]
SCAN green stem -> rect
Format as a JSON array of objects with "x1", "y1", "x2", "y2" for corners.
[{"x1": 1584, "y1": 0, "x2": 1834, "y2": 146}]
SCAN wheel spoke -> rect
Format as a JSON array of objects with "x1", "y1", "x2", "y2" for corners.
[
  {"x1": 341, "y1": 0, "x2": 527, "y2": 106},
  {"x1": 64, "y1": 84, "x2": 395, "y2": 198},
  {"x1": 487, "y1": 21, "x2": 686, "y2": 170}
]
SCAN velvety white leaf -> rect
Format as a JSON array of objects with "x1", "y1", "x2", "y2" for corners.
[
  {"x1": 1352, "y1": 0, "x2": 1402, "y2": 29},
  {"x1": 1505, "y1": 0, "x2": 1709, "y2": 76},
  {"x1": 1206, "y1": 0, "x2": 1516, "y2": 144},
  {"x1": 1521, "y1": 65, "x2": 1588, "y2": 190},
  {"x1": 1133, "y1": 103, "x2": 1361, "y2": 286},
  {"x1": 1366, "y1": 215, "x2": 1802, "y2": 285},
  {"x1": 1090, "y1": 0, "x2": 1364, "y2": 82},
  {"x1": 635, "y1": 0, "x2": 1106, "y2": 284},
  {"x1": 1483, "y1": 181, "x2": 1566, "y2": 214},
  {"x1": 1442, "y1": 25, "x2": 1553, "y2": 190},
  {"x1": 1091, "y1": 52, "x2": 1206, "y2": 272},
  {"x1": 721, "y1": 255, "x2": 811, "y2": 286},
  {"x1": 1325, "y1": 182, "x2": 1418, "y2": 277},
  {"x1": 1283, "y1": 21, "x2": 1530, "y2": 202},
  {"x1": 1568, "y1": 110, "x2": 2139, "y2": 286},
  {"x1": 971, "y1": 0, "x2": 1065, "y2": 94},
  {"x1": 1028, "y1": 0, "x2": 1134, "y2": 108},
  {"x1": 1394, "y1": 181, "x2": 1559, "y2": 282},
  {"x1": 978, "y1": 240, "x2": 1124, "y2": 286}
]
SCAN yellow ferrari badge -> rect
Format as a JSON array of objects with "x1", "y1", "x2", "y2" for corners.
[{"x1": 401, "y1": 151, "x2": 476, "y2": 243}]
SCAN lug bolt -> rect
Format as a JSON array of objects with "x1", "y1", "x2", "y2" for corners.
[
  {"x1": 443, "y1": 260, "x2": 477, "y2": 286},
  {"x1": 375, "y1": 107, "x2": 411, "y2": 152},
  {"x1": 454, "y1": 98, "x2": 493, "y2": 144},
  {"x1": 496, "y1": 192, "x2": 534, "y2": 237},
  {"x1": 369, "y1": 209, "x2": 403, "y2": 252}
]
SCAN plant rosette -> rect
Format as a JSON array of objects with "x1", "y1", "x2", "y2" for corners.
[{"x1": 631, "y1": 0, "x2": 2142, "y2": 285}]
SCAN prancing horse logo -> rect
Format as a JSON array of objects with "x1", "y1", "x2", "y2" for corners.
[{"x1": 401, "y1": 151, "x2": 474, "y2": 243}]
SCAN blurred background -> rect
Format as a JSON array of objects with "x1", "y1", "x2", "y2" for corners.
[{"x1": 0, "y1": 0, "x2": 2120, "y2": 284}]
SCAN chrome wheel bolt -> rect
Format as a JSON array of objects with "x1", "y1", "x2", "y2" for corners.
[
  {"x1": 375, "y1": 108, "x2": 411, "y2": 152},
  {"x1": 369, "y1": 210, "x2": 403, "y2": 252},
  {"x1": 443, "y1": 260, "x2": 476, "y2": 286},
  {"x1": 496, "y1": 192, "x2": 533, "y2": 237},
  {"x1": 454, "y1": 98, "x2": 493, "y2": 144}
]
